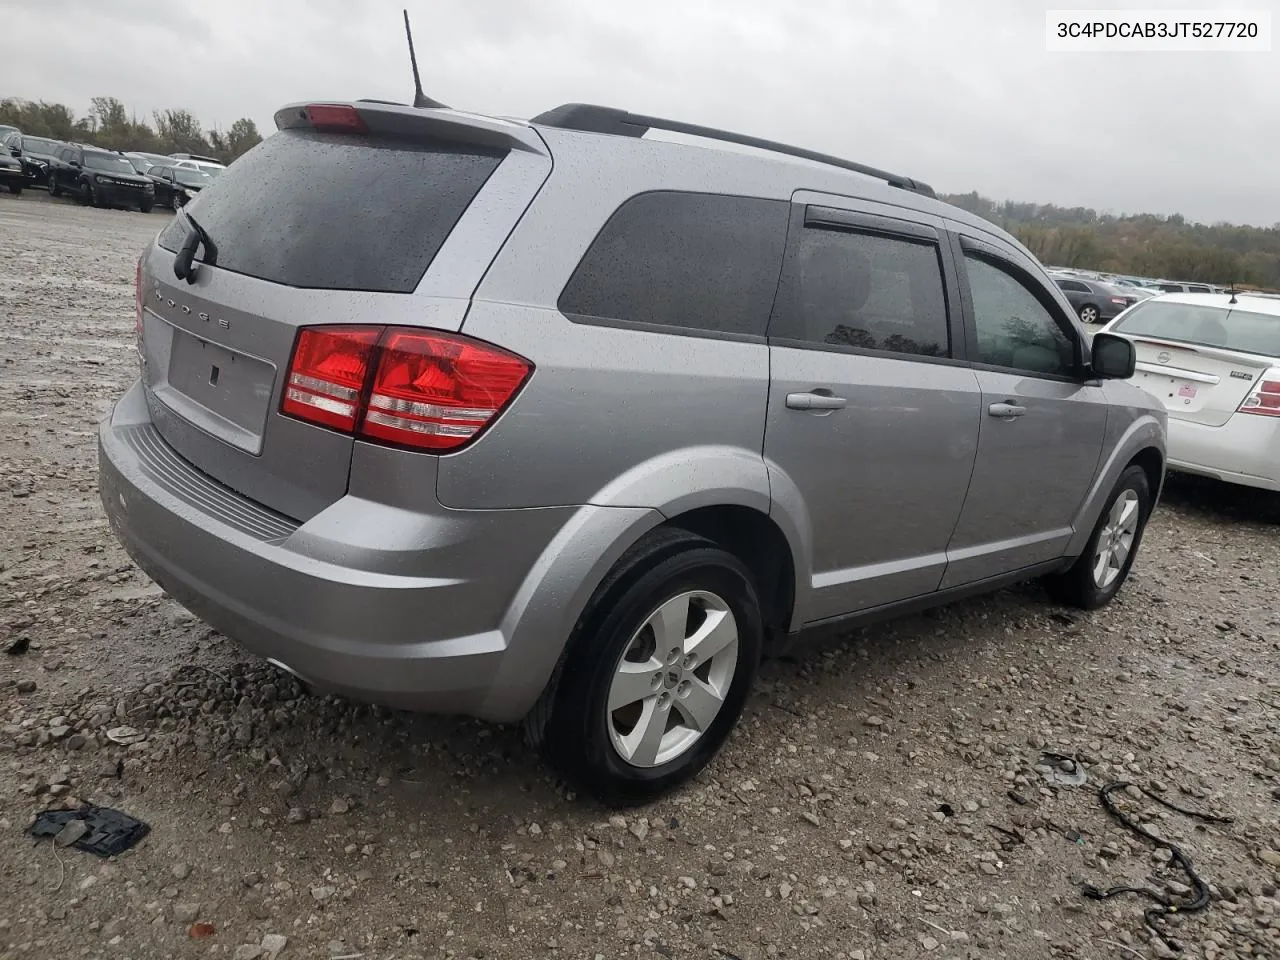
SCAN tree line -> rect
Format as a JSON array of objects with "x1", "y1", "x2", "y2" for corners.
[
  {"x1": 0, "y1": 97, "x2": 262, "y2": 165},
  {"x1": 944, "y1": 191, "x2": 1280, "y2": 291}
]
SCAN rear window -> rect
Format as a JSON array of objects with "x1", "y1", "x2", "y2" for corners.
[
  {"x1": 1113, "y1": 300, "x2": 1280, "y2": 357},
  {"x1": 558, "y1": 191, "x2": 789, "y2": 338},
  {"x1": 158, "y1": 129, "x2": 505, "y2": 293}
]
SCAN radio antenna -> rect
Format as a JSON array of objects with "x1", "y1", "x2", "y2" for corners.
[{"x1": 404, "y1": 9, "x2": 448, "y2": 109}]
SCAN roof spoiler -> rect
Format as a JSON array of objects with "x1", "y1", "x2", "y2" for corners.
[{"x1": 529, "y1": 103, "x2": 936, "y2": 198}]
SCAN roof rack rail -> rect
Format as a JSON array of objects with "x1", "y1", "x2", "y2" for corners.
[{"x1": 529, "y1": 103, "x2": 936, "y2": 198}]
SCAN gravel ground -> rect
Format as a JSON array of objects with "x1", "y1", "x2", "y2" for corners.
[{"x1": 2, "y1": 191, "x2": 1279, "y2": 960}]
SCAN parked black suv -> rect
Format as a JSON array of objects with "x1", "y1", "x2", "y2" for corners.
[
  {"x1": 0, "y1": 152, "x2": 23, "y2": 194},
  {"x1": 4, "y1": 132, "x2": 64, "y2": 188},
  {"x1": 48, "y1": 144, "x2": 155, "y2": 212},
  {"x1": 143, "y1": 163, "x2": 215, "y2": 210}
]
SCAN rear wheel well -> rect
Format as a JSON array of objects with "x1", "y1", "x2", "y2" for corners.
[
  {"x1": 664, "y1": 505, "x2": 795, "y2": 644},
  {"x1": 1128, "y1": 447, "x2": 1164, "y2": 501}
]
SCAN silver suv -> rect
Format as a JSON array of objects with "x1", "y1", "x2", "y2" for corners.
[{"x1": 99, "y1": 100, "x2": 1166, "y2": 804}]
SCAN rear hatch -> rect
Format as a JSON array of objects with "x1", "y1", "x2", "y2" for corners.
[
  {"x1": 137, "y1": 102, "x2": 551, "y2": 520},
  {"x1": 1109, "y1": 298, "x2": 1280, "y2": 426}
]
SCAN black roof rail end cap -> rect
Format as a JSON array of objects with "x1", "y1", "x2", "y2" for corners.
[{"x1": 529, "y1": 104, "x2": 648, "y2": 138}]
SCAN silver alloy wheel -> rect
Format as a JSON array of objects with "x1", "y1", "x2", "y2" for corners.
[
  {"x1": 1093, "y1": 489, "x2": 1140, "y2": 589},
  {"x1": 606, "y1": 589, "x2": 739, "y2": 768},
  {"x1": 1080, "y1": 305, "x2": 1099, "y2": 324}
]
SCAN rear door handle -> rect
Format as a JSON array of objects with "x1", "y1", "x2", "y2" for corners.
[
  {"x1": 988, "y1": 402, "x2": 1026, "y2": 419},
  {"x1": 786, "y1": 392, "x2": 848, "y2": 411}
]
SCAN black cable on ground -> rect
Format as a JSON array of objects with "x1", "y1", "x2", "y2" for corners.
[{"x1": 1081, "y1": 780, "x2": 1233, "y2": 952}]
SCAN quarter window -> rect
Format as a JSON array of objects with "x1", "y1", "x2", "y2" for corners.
[
  {"x1": 558, "y1": 191, "x2": 789, "y2": 338},
  {"x1": 964, "y1": 255, "x2": 1076, "y2": 376}
]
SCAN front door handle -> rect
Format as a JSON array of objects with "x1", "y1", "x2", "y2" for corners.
[
  {"x1": 787, "y1": 392, "x2": 848, "y2": 411},
  {"x1": 988, "y1": 402, "x2": 1026, "y2": 419}
]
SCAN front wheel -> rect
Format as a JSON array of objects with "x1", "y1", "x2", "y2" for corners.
[
  {"x1": 47, "y1": 175, "x2": 59, "y2": 198},
  {"x1": 1044, "y1": 464, "x2": 1151, "y2": 609},
  {"x1": 84, "y1": 181, "x2": 97, "y2": 207},
  {"x1": 7, "y1": 185, "x2": 20, "y2": 195},
  {"x1": 1079, "y1": 304, "x2": 1100, "y2": 324},
  {"x1": 139, "y1": 201, "x2": 153, "y2": 213},
  {"x1": 535, "y1": 529, "x2": 763, "y2": 806}
]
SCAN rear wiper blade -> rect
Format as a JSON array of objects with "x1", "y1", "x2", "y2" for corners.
[{"x1": 172, "y1": 210, "x2": 218, "y2": 284}]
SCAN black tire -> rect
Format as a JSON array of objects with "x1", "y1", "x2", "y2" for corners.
[
  {"x1": 1079, "y1": 304, "x2": 1100, "y2": 324},
  {"x1": 140, "y1": 201, "x2": 153, "y2": 214},
  {"x1": 170, "y1": 193, "x2": 181, "y2": 212},
  {"x1": 537, "y1": 528, "x2": 763, "y2": 807},
  {"x1": 47, "y1": 175, "x2": 59, "y2": 198},
  {"x1": 7, "y1": 185, "x2": 20, "y2": 195},
  {"x1": 1044, "y1": 464, "x2": 1151, "y2": 610},
  {"x1": 83, "y1": 180, "x2": 96, "y2": 207}
]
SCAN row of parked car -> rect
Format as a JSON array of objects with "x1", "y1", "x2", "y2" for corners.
[
  {"x1": 1044, "y1": 265, "x2": 1234, "y2": 325},
  {"x1": 0, "y1": 124, "x2": 225, "y2": 212}
]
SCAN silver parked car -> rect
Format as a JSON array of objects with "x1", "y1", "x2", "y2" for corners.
[{"x1": 99, "y1": 100, "x2": 1167, "y2": 804}]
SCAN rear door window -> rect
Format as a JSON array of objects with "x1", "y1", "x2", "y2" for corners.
[
  {"x1": 157, "y1": 129, "x2": 506, "y2": 293},
  {"x1": 769, "y1": 221, "x2": 951, "y2": 359},
  {"x1": 558, "y1": 191, "x2": 789, "y2": 338}
]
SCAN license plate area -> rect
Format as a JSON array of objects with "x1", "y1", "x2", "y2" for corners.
[
  {"x1": 1137, "y1": 370, "x2": 1202, "y2": 410},
  {"x1": 154, "y1": 323, "x2": 277, "y2": 455}
]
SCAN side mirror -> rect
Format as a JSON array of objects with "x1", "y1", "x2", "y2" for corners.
[{"x1": 1090, "y1": 332, "x2": 1136, "y2": 380}]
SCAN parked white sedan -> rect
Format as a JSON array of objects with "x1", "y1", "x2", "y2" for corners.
[{"x1": 1102, "y1": 293, "x2": 1280, "y2": 491}]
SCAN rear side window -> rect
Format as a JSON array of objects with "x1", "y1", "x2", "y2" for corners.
[
  {"x1": 1112, "y1": 300, "x2": 1280, "y2": 356},
  {"x1": 158, "y1": 129, "x2": 505, "y2": 293},
  {"x1": 771, "y1": 226, "x2": 950, "y2": 358},
  {"x1": 558, "y1": 191, "x2": 789, "y2": 338}
]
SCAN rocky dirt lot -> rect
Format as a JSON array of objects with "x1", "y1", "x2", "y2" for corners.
[{"x1": 2, "y1": 192, "x2": 1279, "y2": 960}]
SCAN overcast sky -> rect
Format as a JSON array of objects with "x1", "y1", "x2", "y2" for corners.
[{"x1": 5, "y1": 0, "x2": 1276, "y2": 225}]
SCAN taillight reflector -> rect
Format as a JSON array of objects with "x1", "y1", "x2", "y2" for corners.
[
  {"x1": 305, "y1": 104, "x2": 368, "y2": 134},
  {"x1": 279, "y1": 326, "x2": 532, "y2": 452},
  {"x1": 1239, "y1": 378, "x2": 1280, "y2": 418},
  {"x1": 281, "y1": 326, "x2": 381, "y2": 432}
]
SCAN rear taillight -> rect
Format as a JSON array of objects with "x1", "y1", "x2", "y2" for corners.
[
  {"x1": 280, "y1": 326, "x2": 532, "y2": 452},
  {"x1": 363, "y1": 329, "x2": 532, "y2": 450},
  {"x1": 1239, "y1": 377, "x2": 1280, "y2": 418},
  {"x1": 281, "y1": 326, "x2": 381, "y2": 432},
  {"x1": 1110, "y1": 297, "x2": 1127, "y2": 306}
]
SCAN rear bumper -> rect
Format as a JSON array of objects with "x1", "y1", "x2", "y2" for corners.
[
  {"x1": 1167, "y1": 412, "x2": 1280, "y2": 491},
  {"x1": 98, "y1": 380, "x2": 648, "y2": 721}
]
